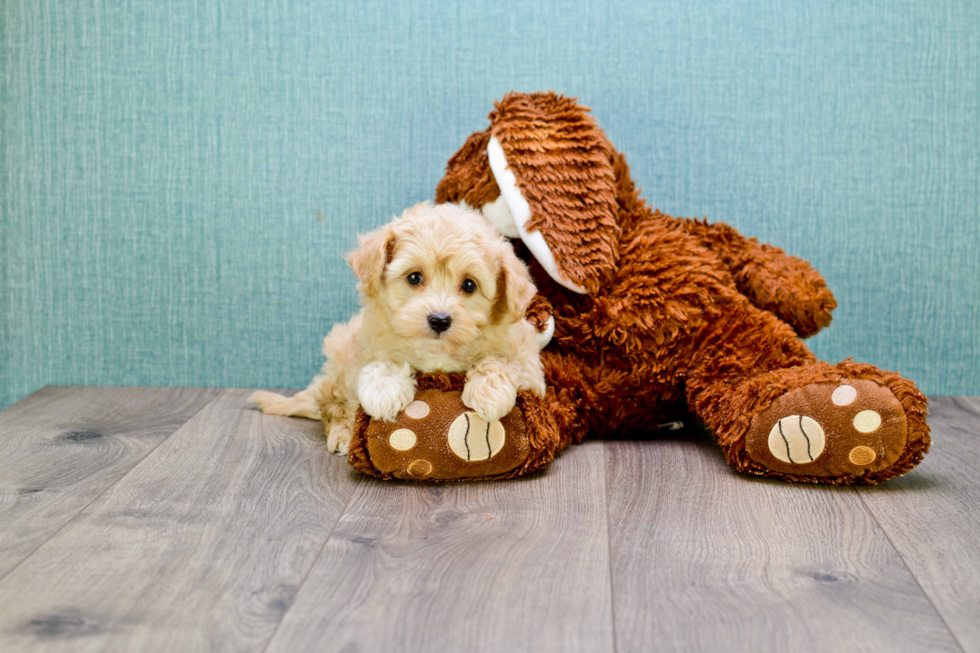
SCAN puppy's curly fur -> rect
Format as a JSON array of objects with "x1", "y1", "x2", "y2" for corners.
[{"x1": 251, "y1": 202, "x2": 546, "y2": 454}]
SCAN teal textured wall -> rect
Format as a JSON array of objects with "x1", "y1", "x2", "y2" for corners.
[{"x1": 2, "y1": 0, "x2": 979, "y2": 410}]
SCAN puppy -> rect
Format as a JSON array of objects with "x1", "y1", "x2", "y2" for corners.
[{"x1": 250, "y1": 202, "x2": 547, "y2": 454}]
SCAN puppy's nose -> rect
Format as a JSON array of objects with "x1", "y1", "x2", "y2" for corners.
[{"x1": 427, "y1": 313, "x2": 452, "y2": 333}]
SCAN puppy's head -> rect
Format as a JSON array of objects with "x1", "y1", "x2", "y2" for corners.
[{"x1": 346, "y1": 202, "x2": 535, "y2": 353}]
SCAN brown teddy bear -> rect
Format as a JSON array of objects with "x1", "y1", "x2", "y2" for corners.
[{"x1": 346, "y1": 92, "x2": 929, "y2": 485}]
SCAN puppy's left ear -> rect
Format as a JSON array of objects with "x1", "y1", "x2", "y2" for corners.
[
  {"x1": 492, "y1": 242, "x2": 536, "y2": 324},
  {"x1": 345, "y1": 223, "x2": 396, "y2": 296}
]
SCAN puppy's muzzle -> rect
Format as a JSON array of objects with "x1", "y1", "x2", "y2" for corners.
[{"x1": 427, "y1": 313, "x2": 452, "y2": 333}]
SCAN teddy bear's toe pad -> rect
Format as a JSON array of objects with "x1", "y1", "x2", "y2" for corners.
[
  {"x1": 364, "y1": 389, "x2": 529, "y2": 481},
  {"x1": 745, "y1": 379, "x2": 907, "y2": 477}
]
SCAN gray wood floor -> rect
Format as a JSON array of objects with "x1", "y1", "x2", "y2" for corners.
[{"x1": 0, "y1": 387, "x2": 977, "y2": 652}]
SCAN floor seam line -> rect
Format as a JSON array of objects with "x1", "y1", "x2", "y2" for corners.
[
  {"x1": 854, "y1": 486, "x2": 967, "y2": 653},
  {"x1": 604, "y1": 442, "x2": 619, "y2": 653},
  {"x1": 259, "y1": 474, "x2": 365, "y2": 653},
  {"x1": 0, "y1": 387, "x2": 221, "y2": 586}
]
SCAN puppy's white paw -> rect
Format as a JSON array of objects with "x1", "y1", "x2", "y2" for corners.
[
  {"x1": 358, "y1": 361, "x2": 416, "y2": 422},
  {"x1": 326, "y1": 424, "x2": 352, "y2": 455},
  {"x1": 462, "y1": 372, "x2": 518, "y2": 423},
  {"x1": 360, "y1": 385, "x2": 414, "y2": 422}
]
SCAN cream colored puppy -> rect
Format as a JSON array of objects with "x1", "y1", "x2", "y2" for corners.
[{"x1": 250, "y1": 202, "x2": 546, "y2": 455}]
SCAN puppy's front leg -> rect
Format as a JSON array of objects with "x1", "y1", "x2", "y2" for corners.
[
  {"x1": 462, "y1": 357, "x2": 520, "y2": 423},
  {"x1": 357, "y1": 361, "x2": 417, "y2": 422}
]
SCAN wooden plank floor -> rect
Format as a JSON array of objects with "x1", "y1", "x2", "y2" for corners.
[{"x1": 0, "y1": 387, "x2": 977, "y2": 652}]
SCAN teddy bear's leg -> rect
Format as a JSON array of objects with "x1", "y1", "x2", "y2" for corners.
[
  {"x1": 683, "y1": 298, "x2": 929, "y2": 484},
  {"x1": 680, "y1": 219, "x2": 837, "y2": 337},
  {"x1": 346, "y1": 352, "x2": 598, "y2": 481}
]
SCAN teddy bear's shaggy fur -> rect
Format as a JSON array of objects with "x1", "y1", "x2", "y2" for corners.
[{"x1": 348, "y1": 92, "x2": 929, "y2": 484}]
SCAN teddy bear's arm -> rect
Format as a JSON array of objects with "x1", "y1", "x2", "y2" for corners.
[{"x1": 681, "y1": 219, "x2": 837, "y2": 338}]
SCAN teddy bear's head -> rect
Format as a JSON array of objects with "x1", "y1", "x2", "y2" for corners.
[{"x1": 436, "y1": 92, "x2": 621, "y2": 295}]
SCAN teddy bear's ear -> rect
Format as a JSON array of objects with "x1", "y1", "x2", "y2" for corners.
[
  {"x1": 435, "y1": 128, "x2": 501, "y2": 209},
  {"x1": 487, "y1": 92, "x2": 620, "y2": 295}
]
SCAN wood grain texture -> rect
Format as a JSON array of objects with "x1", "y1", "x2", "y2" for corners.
[
  {"x1": 264, "y1": 440, "x2": 615, "y2": 653},
  {"x1": 0, "y1": 386, "x2": 218, "y2": 579},
  {"x1": 0, "y1": 389, "x2": 361, "y2": 653},
  {"x1": 859, "y1": 396, "x2": 980, "y2": 651},
  {"x1": 604, "y1": 428, "x2": 961, "y2": 653},
  {"x1": 2, "y1": 388, "x2": 978, "y2": 652}
]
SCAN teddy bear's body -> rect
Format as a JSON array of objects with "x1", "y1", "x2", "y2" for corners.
[
  {"x1": 348, "y1": 92, "x2": 929, "y2": 485},
  {"x1": 525, "y1": 210, "x2": 817, "y2": 437}
]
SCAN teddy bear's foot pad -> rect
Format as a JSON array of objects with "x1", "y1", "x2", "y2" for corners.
[
  {"x1": 363, "y1": 389, "x2": 530, "y2": 481},
  {"x1": 744, "y1": 379, "x2": 908, "y2": 477}
]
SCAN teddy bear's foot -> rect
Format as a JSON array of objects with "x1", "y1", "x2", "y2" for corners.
[
  {"x1": 349, "y1": 388, "x2": 538, "y2": 481},
  {"x1": 743, "y1": 378, "x2": 915, "y2": 482}
]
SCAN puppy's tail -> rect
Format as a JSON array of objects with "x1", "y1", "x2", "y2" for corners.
[{"x1": 250, "y1": 388, "x2": 321, "y2": 420}]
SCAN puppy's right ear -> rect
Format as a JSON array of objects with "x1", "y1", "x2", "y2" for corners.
[{"x1": 345, "y1": 224, "x2": 396, "y2": 296}]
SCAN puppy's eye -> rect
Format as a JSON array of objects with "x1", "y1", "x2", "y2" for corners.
[
  {"x1": 406, "y1": 272, "x2": 423, "y2": 286},
  {"x1": 461, "y1": 279, "x2": 477, "y2": 294}
]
